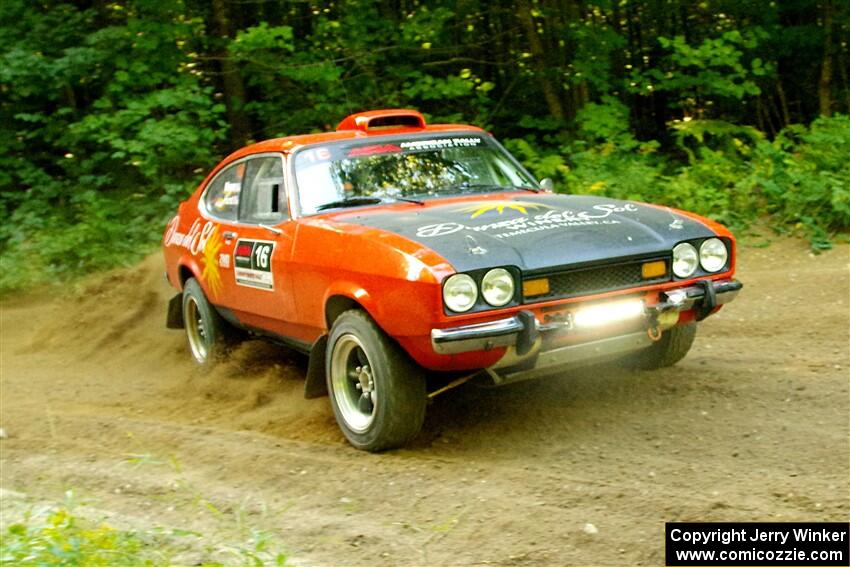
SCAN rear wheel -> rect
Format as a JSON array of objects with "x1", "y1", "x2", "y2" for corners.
[
  {"x1": 625, "y1": 323, "x2": 697, "y2": 370},
  {"x1": 182, "y1": 278, "x2": 233, "y2": 365},
  {"x1": 326, "y1": 310, "x2": 426, "y2": 451}
]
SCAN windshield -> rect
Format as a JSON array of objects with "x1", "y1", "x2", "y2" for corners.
[{"x1": 294, "y1": 134, "x2": 537, "y2": 215}]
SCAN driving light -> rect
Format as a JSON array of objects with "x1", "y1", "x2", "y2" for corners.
[
  {"x1": 573, "y1": 299, "x2": 645, "y2": 328},
  {"x1": 481, "y1": 268, "x2": 515, "y2": 307},
  {"x1": 443, "y1": 273, "x2": 478, "y2": 312},
  {"x1": 672, "y1": 242, "x2": 699, "y2": 278},
  {"x1": 699, "y1": 238, "x2": 728, "y2": 272}
]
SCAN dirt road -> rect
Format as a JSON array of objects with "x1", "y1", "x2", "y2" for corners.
[{"x1": 1, "y1": 237, "x2": 848, "y2": 565}]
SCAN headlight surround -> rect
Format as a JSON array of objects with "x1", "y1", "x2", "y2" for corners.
[
  {"x1": 672, "y1": 242, "x2": 699, "y2": 278},
  {"x1": 481, "y1": 268, "x2": 515, "y2": 307},
  {"x1": 699, "y1": 238, "x2": 728, "y2": 272},
  {"x1": 443, "y1": 273, "x2": 478, "y2": 312}
]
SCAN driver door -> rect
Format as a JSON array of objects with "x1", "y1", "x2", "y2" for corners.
[{"x1": 225, "y1": 154, "x2": 299, "y2": 337}]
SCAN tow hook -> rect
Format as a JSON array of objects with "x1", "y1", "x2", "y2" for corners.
[
  {"x1": 649, "y1": 296, "x2": 680, "y2": 333},
  {"x1": 696, "y1": 279, "x2": 718, "y2": 321},
  {"x1": 647, "y1": 326, "x2": 662, "y2": 341}
]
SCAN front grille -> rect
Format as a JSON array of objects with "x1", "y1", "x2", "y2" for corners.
[{"x1": 523, "y1": 258, "x2": 670, "y2": 303}]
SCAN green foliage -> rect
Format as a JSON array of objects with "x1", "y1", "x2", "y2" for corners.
[
  {"x1": 0, "y1": 492, "x2": 292, "y2": 566},
  {"x1": 630, "y1": 30, "x2": 769, "y2": 113},
  {"x1": 0, "y1": 186, "x2": 186, "y2": 293},
  {"x1": 0, "y1": 0, "x2": 224, "y2": 292},
  {"x1": 232, "y1": 23, "x2": 294, "y2": 54},
  {"x1": 1, "y1": 0, "x2": 848, "y2": 291},
  {"x1": 747, "y1": 115, "x2": 850, "y2": 248},
  {"x1": 2, "y1": 506, "x2": 155, "y2": 565},
  {"x1": 507, "y1": 107, "x2": 850, "y2": 250},
  {"x1": 507, "y1": 97, "x2": 665, "y2": 202}
]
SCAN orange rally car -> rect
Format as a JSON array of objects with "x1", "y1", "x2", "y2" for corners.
[{"x1": 162, "y1": 109, "x2": 742, "y2": 451}]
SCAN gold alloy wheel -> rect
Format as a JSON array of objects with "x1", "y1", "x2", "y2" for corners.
[{"x1": 330, "y1": 333, "x2": 378, "y2": 433}]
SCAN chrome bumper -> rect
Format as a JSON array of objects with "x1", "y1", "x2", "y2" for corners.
[
  {"x1": 431, "y1": 317, "x2": 526, "y2": 355},
  {"x1": 431, "y1": 278, "x2": 742, "y2": 356}
]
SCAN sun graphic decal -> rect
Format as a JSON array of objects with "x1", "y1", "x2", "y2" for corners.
[
  {"x1": 455, "y1": 200, "x2": 554, "y2": 219},
  {"x1": 201, "y1": 225, "x2": 223, "y2": 299}
]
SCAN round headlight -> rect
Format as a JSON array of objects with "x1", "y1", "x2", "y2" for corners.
[
  {"x1": 699, "y1": 238, "x2": 728, "y2": 272},
  {"x1": 443, "y1": 273, "x2": 478, "y2": 312},
  {"x1": 481, "y1": 268, "x2": 515, "y2": 307},
  {"x1": 672, "y1": 242, "x2": 699, "y2": 278}
]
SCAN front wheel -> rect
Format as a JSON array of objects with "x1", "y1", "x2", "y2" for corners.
[
  {"x1": 326, "y1": 310, "x2": 426, "y2": 451},
  {"x1": 624, "y1": 323, "x2": 697, "y2": 370}
]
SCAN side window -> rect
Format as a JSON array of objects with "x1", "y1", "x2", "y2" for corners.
[
  {"x1": 239, "y1": 156, "x2": 288, "y2": 223},
  {"x1": 204, "y1": 162, "x2": 245, "y2": 221}
]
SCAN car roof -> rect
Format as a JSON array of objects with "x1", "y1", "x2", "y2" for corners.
[{"x1": 223, "y1": 109, "x2": 487, "y2": 163}]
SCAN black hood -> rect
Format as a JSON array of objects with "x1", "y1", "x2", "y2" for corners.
[{"x1": 334, "y1": 193, "x2": 716, "y2": 272}]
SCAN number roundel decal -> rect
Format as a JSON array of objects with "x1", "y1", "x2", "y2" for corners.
[{"x1": 234, "y1": 239, "x2": 275, "y2": 290}]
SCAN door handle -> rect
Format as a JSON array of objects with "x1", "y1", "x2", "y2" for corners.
[{"x1": 223, "y1": 231, "x2": 238, "y2": 241}]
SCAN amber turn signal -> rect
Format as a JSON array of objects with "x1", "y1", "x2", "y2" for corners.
[
  {"x1": 641, "y1": 260, "x2": 667, "y2": 279},
  {"x1": 522, "y1": 278, "x2": 550, "y2": 297}
]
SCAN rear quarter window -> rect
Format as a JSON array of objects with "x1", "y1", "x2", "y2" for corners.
[{"x1": 204, "y1": 162, "x2": 245, "y2": 221}]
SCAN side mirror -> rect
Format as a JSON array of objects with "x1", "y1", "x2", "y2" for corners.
[{"x1": 539, "y1": 178, "x2": 555, "y2": 192}]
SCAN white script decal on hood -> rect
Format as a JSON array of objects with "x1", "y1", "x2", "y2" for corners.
[{"x1": 415, "y1": 203, "x2": 639, "y2": 239}]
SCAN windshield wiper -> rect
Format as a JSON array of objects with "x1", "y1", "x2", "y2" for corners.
[
  {"x1": 315, "y1": 195, "x2": 424, "y2": 212},
  {"x1": 509, "y1": 184, "x2": 542, "y2": 193},
  {"x1": 315, "y1": 196, "x2": 384, "y2": 211},
  {"x1": 445, "y1": 183, "x2": 541, "y2": 194},
  {"x1": 391, "y1": 195, "x2": 425, "y2": 205}
]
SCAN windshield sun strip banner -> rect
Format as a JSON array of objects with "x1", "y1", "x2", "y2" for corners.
[{"x1": 297, "y1": 135, "x2": 486, "y2": 164}]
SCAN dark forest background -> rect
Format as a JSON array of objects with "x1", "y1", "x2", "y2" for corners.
[{"x1": 2, "y1": 0, "x2": 848, "y2": 290}]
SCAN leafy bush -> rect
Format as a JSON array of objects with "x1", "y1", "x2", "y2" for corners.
[
  {"x1": 1, "y1": 1, "x2": 847, "y2": 292},
  {"x1": 506, "y1": 106, "x2": 850, "y2": 250},
  {"x1": 0, "y1": 185, "x2": 187, "y2": 293},
  {"x1": 3, "y1": 112, "x2": 847, "y2": 295},
  {"x1": 629, "y1": 30, "x2": 769, "y2": 113}
]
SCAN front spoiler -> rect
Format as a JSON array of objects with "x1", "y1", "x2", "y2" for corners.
[
  {"x1": 484, "y1": 331, "x2": 655, "y2": 385},
  {"x1": 431, "y1": 278, "x2": 743, "y2": 357}
]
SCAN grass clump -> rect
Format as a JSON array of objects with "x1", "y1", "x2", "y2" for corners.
[
  {"x1": 0, "y1": 492, "x2": 291, "y2": 566},
  {"x1": 2, "y1": 507, "x2": 159, "y2": 566}
]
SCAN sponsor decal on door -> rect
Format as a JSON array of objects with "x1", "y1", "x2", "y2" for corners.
[{"x1": 234, "y1": 239, "x2": 275, "y2": 290}]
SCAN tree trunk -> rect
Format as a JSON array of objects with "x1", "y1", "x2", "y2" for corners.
[
  {"x1": 776, "y1": 79, "x2": 791, "y2": 127},
  {"x1": 516, "y1": 0, "x2": 565, "y2": 121},
  {"x1": 836, "y1": 19, "x2": 850, "y2": 114},
  {"x1": 211, "y1": 0, "x2": 252, "y2": 146},
  {"x1": 818, "y1": 0, "x2": 834, "y2": 116},
  {"x1": 755, "y1": 97, "x2": 766, "y2": 134}
]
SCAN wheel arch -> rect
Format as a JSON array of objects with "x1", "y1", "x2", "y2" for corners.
[
  {"x1": 178, "y1": 265, "x2": 194, "y2": 288},
  {"x1": 323, "y1": 285, "x2": 380, "y2": 331},
  {"x1": 325, "y1": 294, "x2": 364, "y2": 328},
  {"x1": 307, "y1": 288, "x2": 386, "y2": 401},
  {"x1": 176, "y1": 259, "x2": 203, "y2": 291}
]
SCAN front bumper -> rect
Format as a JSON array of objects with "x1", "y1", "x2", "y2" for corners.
[{"x1": 431, "y1": 278, "x2": 743, "y2": 358}]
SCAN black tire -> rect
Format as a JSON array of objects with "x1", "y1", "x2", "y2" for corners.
[
  {"x1": 326, "y1": 310, "x2": 426, "y2": 451},
  {"x1": 182, "y1": 277, "x2": 234, "y2": 365},
  {"x1": 625, "y1": 323, "x2": 697, "y2": 370}
]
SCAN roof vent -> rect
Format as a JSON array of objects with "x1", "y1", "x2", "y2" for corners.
[{"x1": 336, "y1": 109, "x2": 426, "y2": 132}]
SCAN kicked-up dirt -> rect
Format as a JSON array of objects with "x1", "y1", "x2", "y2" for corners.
[{"x1": 1, "y1": 236, "x2": 848, "y2": 565}]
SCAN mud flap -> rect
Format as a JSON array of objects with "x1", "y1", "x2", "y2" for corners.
[
  {"x1": 166, "y1": 294, "x2": 184, "y2": 329},
  {"x1": 304, "y1": 335, "x2": 328, "y2": 399}
]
